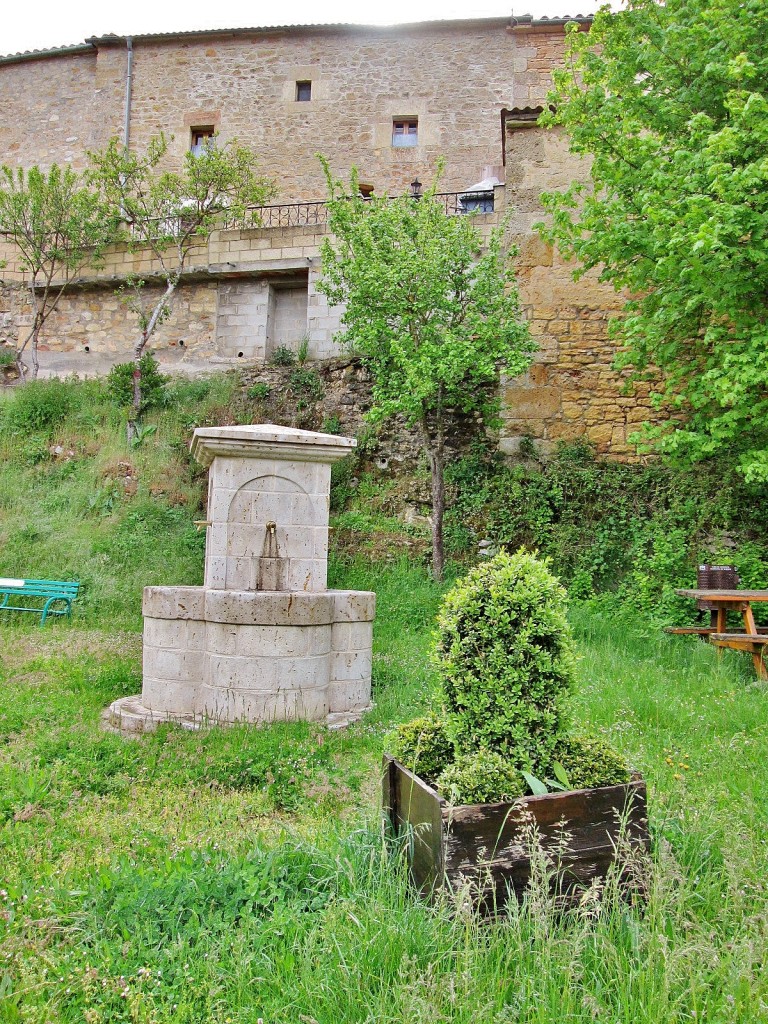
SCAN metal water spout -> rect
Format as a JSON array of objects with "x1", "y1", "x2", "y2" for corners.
[{"x1": 256, "y1": 520, "x2": 287, "y2": 591}]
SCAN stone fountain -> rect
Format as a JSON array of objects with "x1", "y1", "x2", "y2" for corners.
[{"x1": 108, "y1": 424, "x2": 375, "y2": 732}]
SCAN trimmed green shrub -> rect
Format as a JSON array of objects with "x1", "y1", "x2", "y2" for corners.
[
  {"x1": 437, "y1": 750, "x2": 526, "y2": 805},
  {"x1": 434, "y1": 549, "x2": 575, "y2": 768},
  {"x1": 385, "y1": 551, "x2": 635, "y2": 804},
  {"x1": 3, "y1": 378, "x2": 74, "y2": 432},
  {"x1": 385, "y1": 714, "x2": 453, "y2": 782},
  {"x1": 552, "y1": 735, "x2": 631, "y2": 790},
  {"x1": 106, "y1": 353, "x2": 169, "y2": 411}
]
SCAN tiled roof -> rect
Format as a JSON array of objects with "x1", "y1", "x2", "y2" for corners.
[
  {"x1": 0, "y1": 13, "x2": 593, "y2": 63},
  {"x1": 0, "y1": 43, "x2": 95, "y2": 65}
]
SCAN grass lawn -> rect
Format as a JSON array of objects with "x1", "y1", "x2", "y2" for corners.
[{"x1": 1, "y1": 561, "x2": 767, "y2": 1023}]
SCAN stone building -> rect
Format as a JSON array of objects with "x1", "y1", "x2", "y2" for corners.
[{"x1": 0, "y1": 15, "x2": 650, "y2": 457}]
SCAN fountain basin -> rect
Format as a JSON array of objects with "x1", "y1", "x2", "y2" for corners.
[{"x1": 107, "y1": 425, "x2": 376, "y2": 734}]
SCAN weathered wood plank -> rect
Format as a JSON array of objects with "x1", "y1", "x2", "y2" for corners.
[
  {"x1": 443, "y1": 781, "x2": 648, "y2": 871},
  {"x1": 384, "y1": 756, "x2": 650, "y2": 908},
  {"x1": 383, "y1": 755, "x2": 444, "y2": 893}
]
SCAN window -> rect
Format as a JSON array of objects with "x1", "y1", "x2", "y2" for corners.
[
  {"x1": 392, "y1": 119, "x2": 418, "y2": 147},
  {"x1": 190, "y1": 126, "x2": 215, "y2": 157},
  {"x1": 296, "y1": 80, "x2": 312, "y2": 102},
  {"x1": 460, "y1": 192, "x2": 494, "y2": 214}
]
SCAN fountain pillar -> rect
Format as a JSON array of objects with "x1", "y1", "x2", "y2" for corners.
[{"x1": 107, "y1": 425, "x2": 375, "y2": 732}]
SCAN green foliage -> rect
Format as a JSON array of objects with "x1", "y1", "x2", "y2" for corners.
[
  {"x1": 436, "y1": 749, "x2": 526, "y2": 805},
  {"x1": 320, "y1": 160, "x2": 533, "y2": 427},
  {"x1": 541, "y1": 0, "x2": 768, "y2": 481},
  {"x1": 106, "y1": 353, "x2": 169, "y2": 412},
  {"x1": 247, "y1": 381, "x2": 271, "y2": 401},
  {"x1": 297, "y1": 333, "x2": 310, "y2": 365},
  {"x1": 2, "y1": 378, "x2": 74, "y2": 432},
  {"x1": 85, "y1": 845, "x2": 338, "y2": 950},
  {"x1": 319, "y1": 157, "x2": 534, "y2": 579},
  {"x1": 434, "y1": 550, "x2": 575, "y2": 767},
  {"x1": 330, "y1": 453, "x2": 356, "y2": 512},
  {"x1": 0, "y1": 348, "x2": 17, "y2": 367},
  {"x1": 130, "y1": 423, "x2": 158, "y2": 449},
  {"x1": 289, "y1": 367, "x2": 325, "y2": 404},
  {"x1": 168, "y1": 372, "x2": 240, "y2": 426},
  {"x1": 552, "y1": 734, "x2": 631, "y2": 790},
  {"x1": 322, "y1": 413, "x2": 342, "y2": 435},
  {"x1": 445, "y1": 441, "x2": 768, "y2": 622},
  {"x1": 328, "y1": 426, "x2": 382, "y2": 512},
  {"x1": 269, "y1": 345, "x2": 297, "y2": 366},
  {"x1": 0, "y1": 163, "x2": 117, "y2": 377},
  {"x1": 89, "y1": 133, "x2": 276, "y2": 250},
  {"x1": 0, "y1": 376, "x2": 216, "y2": 627},
  {"x1": 385, "y1": 714, "x2": 453, "y2": 782},
  {"x1": 2, "y1": 561, "x2": 768, "y2": 1019}
]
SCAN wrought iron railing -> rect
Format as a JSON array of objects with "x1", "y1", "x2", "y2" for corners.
[
  {"x1": 221, "y1": 200, "x2": 329, "y2": 231},
  {"x1": 122, "y1": 191, "x2": 497, "y2": 239},
  {"x1": 222, "y1": 191, "x2": 496, "y2": 230}
]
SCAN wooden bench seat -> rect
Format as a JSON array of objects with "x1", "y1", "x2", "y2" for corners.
[
  {"x1": 666, "y1": 626, "x2": 768, "y2": 636},
  {"x1": 710, "y1": 632, "x2": 768, "y2": 651},
  {"x1": 665, "y1": 626, "x2": 717, "y2": 636},
  {"x1": 0, "y1": 578, "x2": 80, "y2": 625},
  {"x1": 710, "y1": 632, "x2": 768, "y2": 679}
]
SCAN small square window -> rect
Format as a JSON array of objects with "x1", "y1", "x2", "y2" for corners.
[
  {"x1": 296, "y1": 81, "x2": 312, "y2": 102},
  {"x1": 392, "y1": 119, "x2": 418, "y2": 147},
  {"x1": 190, "y1": 126, "x2": 215, "y2": 157}
]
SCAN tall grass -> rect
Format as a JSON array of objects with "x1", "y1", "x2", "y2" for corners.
[
  {"x1": 1, "y1": 378, "x2": 767, "y2": 1021},
  {"x1": 0, "y1": 375, "x2": 243, "y2": 629},
  {"x1": 1, "y1": 579, "x2": 767, "y2": 1020}
]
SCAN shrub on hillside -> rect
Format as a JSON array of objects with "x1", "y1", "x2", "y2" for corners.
[
  {"x1": 269, "y1": 345, "x2": 296, "y2": 367},
  {"x1": 106, "y1": 353, "x2": 168, "y2": 411},
  {"x1": 2, "y1": 378, "x2": 74, "y2": 432}
]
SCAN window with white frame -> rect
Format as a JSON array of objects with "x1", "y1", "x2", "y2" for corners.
[
  {"x1": 190, "y1": 126, "x2": 215, "y2": 157},
  {"x1": 392, "y1": 119, "x2": 418, "y2": 147}
]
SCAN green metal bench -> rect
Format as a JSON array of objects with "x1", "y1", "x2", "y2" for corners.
[{"x1": 0, "y1": 577, "x2": 80, "y2": 625}]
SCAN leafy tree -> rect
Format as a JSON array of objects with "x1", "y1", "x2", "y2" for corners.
[
  {"x1": 540, "y1": 0, "x2": 768, "y2": 481},
  {"x1": 89, "y1": 134, "x2": 276, "y2": 435},
  {"x1": 0, "y1": 164, "x2": 115, "y2": 380},
  {"x1": 319, "y1": 161, "x2": 534, "y2": 579}
]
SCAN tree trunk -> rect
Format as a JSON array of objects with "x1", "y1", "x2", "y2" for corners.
[
  {"x1": 127, "y1": 331, "x2": 149, "y2": 444},
  {"x1": 126, "y1": 278, "x2": 177, "y2": 443},
  {"x1": 421, "y1": 408, "x2": 446, "y2": 582},
  {"x1": 30, "y1": 319, "x2": 42, "y2": 380},
  {"x1": 430, "y1": 443, "x2": 446, "y2": 582}
]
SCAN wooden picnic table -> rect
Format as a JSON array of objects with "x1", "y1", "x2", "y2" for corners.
[{"x1": 674, "y1": 588, "x2": 768, "y2": 679}]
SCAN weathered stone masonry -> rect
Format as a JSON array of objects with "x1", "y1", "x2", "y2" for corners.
[{"x1": 0, "y1": 16, "x2": 652, "y2": 459}]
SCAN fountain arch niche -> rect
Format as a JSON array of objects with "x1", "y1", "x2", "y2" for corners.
[{"x1": 108, "y1": 425, "x2": 375, "y2": 731}]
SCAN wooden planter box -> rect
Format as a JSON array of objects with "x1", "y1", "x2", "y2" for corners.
[{"x1": 383, "y1": 754, "x2": 650, "y2": 908}]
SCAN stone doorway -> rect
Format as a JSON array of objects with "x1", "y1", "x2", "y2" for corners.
[{"x1": 266, "y1": 276, "x2": 309, "y2": 359}]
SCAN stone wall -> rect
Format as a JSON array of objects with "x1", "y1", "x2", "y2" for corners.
[
  {"x1": 500, "y1": 124, "x2": 654, "y2": 460},
  {"x1": 1, "y1": 280, "x2": 218, "y2": 376},
  {"x1": 0, "y1": 211, "x2": 501, "y2": 375},
  {"x1": 0, "y1": 20, "x2": 573, "y2": 197}
]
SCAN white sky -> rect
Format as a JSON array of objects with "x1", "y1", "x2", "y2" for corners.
[{"x1": 1, "y1": 0, "x2": 605, "y2": 57}]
